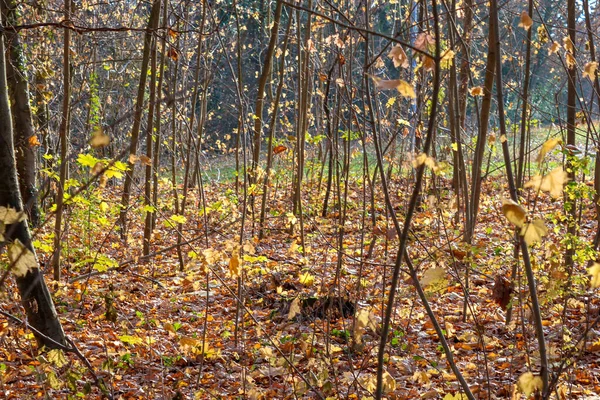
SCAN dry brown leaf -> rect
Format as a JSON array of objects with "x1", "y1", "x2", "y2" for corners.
[{"x1": 388, "y1": 44, "x2": 409, "y2": 68}]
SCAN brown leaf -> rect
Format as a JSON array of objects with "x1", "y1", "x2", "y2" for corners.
[
  {"x1": 492, "y1": 274, "x2": 512, "y2": 310},
  {"x1": 273, "y1": 145, "x2": 287, "y2": 155},
  {"x1": 388, "y1": 44, "x2": 409, "y2": 68}
]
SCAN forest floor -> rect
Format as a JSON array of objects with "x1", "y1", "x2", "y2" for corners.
[{"x1": 1, "y1": 165, "x2": 600, "y2": 399}]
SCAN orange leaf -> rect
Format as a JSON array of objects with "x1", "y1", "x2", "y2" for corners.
[
  {"x1": 28, "y1": 135, "x2": 41, "y2": 147},
  {"x1": 273, "y1": 145, "x2": 287, "y2": 155}
]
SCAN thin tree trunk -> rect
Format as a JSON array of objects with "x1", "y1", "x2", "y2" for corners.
[
  {"x1": 51, "y1": 0, "x2": 72, "y2": 280},
  {"x1": 119, "y1": 0, "x2": 161, "y2": 238},
  {"x1": 251, "y1": 0, "x2": 283, "y2": 186}
]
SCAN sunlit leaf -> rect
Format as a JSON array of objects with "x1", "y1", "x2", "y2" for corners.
[
  {"x1": 518, "y1": 372, "x2": 543, "y2": 397},
  {"x1": 518, "y1": 11, "x2": 533, "y2": 30},
  {"x1": 169, "y1": 214, "x2": 187, "y2": 224},
  {"x1": 548, "y1": 42, "x2": 561, "y2": 55},
  {"x1": 588, "y1": 262, "x2": 600, "y2": 288},
  {"x1": 524, "y1": 167, "x2": 569, "y2": 199},
  {"x1": 273, "y1": 145, "x2": 287, "y2": 155},
  {"x1": 520, "y1": 218, "x2": 548, "y2": 246},
  {"x1": 583, "y1": 62, "x2": 598, "y2": 82},
  {"x1": 47, "y1": 349, "x2": 68, "y2": 368},
  {"x1": 440, "y1": 49, "x2": 455, "y2": 69},
  {"x1": 501, "y1": 198, "x2": 527, "y2": 228},
  {"x1": 536, "y1": 137, "x2": 562, "y2": 163},
  {"x1": 469, "y1": 86, "x2": 484, "y2": 96},
  {"x1": 77, "y1": 153, "x2": 99, "y2": 168}
]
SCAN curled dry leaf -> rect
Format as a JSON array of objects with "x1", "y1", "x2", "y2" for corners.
[
  {"x1": 370, "y1": 75, "x2": 416, "y2": 98},
  {"x1": 536, "y1": 137, "x2": 562, "y2": 163},
  {"x1": 139, "y1": 154, "x2": 152, "y2": 166},
  {"x1": 518, "y1": 11, "x2": 533, "y2": 30},
  {"x1": 388, "y1": 44, "x2": 409, "y2": 68},
  {"x1": 492, "y1": 274, "x2": 513, "y2": 310},
  {"x1": 273, "y1": 145, "x2": 287, "y2": 155},
  {"x1": 287, "y1": 297, "x2": 301, "y2": 320},
  {"x1": 501, "y1": 198, "x2": 527, "y2": 228}
]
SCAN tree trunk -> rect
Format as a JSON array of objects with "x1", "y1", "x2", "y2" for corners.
[
  {"x1": 0, "y1": 23, "x2": 66, "y2": 349},
  {"x1": 1, "y1": 0, "x2": 40, "y2": 227}
]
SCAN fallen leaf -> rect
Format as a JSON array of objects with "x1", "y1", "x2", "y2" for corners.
[{"x1": 288, "y1": 297, "x2": 301, "y2": 320}]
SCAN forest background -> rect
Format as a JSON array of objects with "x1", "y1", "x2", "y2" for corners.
[{"x1": 1, "y1": 0, "x2": 600, "y2": 399}]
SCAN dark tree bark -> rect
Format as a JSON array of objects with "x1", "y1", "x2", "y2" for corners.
[
  {"x1": 0, "y1": 22, "x2": 66, "y2": 349},
  {"x1": 1, "y1": 0, "x2": 40, "y2": 227}
]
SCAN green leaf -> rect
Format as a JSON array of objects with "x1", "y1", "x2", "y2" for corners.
[{"x1": 47, "y1": 349, "x2": 68, "y2": 368}]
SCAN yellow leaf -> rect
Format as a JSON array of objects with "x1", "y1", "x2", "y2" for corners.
[
  {"x1": 396, "y1": 80, "x2": 416, "y2": 99},
  {"x1": 501, "y1": 198, "x2": 527, "y2": 228},
  {"x1": 100, "y1": 201, "x2": 109, "y2": 213},
  {"x1": 521, "y1": 218, "x2": 548, "y2": 246},
  {"x1": 441, "y1": 49, "x2": 455, "y2": 69},
  {"x1": 517, "y1": 372, "x2": 543, "y2": 397},
  {"x1": 536, "y1": 137, "x2": 562, "y2": 163},
  {"x1": 518, "y1": 11, "x2": 533, "y2": 30},
  {"x1": 229, "y1": 253, "x2": 240, "y2": 277},
  {"x1": 588, "y1": 262, "x2": 600, "y2": 288},
  {"x1": 583, "y1": 62, "x2": 598, "y2": 82},
  {"x1": 388, "y1": 45, "x2": 408, "y2": 68},
  {"x1": 299, "y1": 272, "x2": 315, "y2": 286},
  {"x1": 382, "y1": 370, "x2": 396, "y2": 393},
  {"x1": 47, "y1": 349, "x2": 68, "y2": 368},
  {"x1": 90, "y1": 127, "x2": 110, "y2": 148},
  {"x1": 287, "y1": 297, "x2": 301, "y2": 320},
  {"x1": 524, "y1": 167, "x2": 569, "y2": 199},
  {"x1": 443, "y1": 394, "x2": 468, "y2": 400}
]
